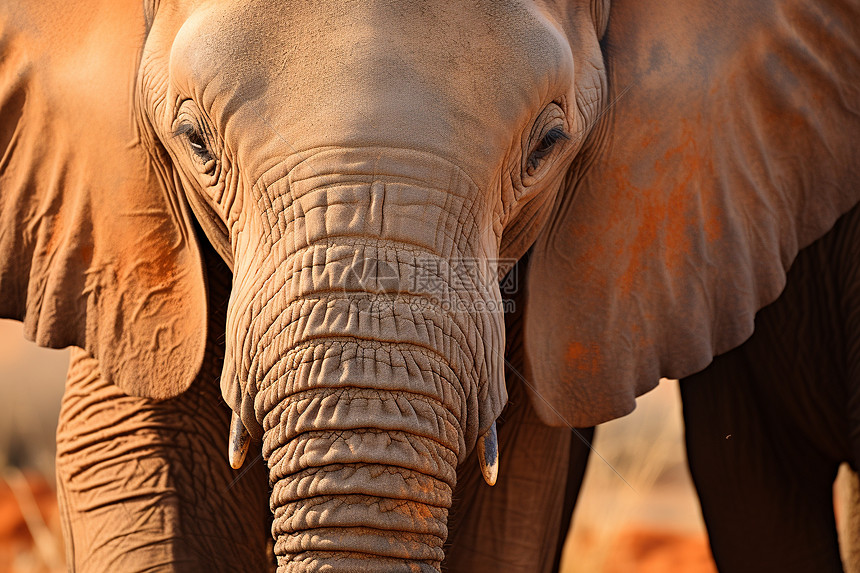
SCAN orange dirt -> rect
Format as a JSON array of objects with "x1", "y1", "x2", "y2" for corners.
[{"x1": 605, "y1": 528, "x2": 716, "y2": 573}]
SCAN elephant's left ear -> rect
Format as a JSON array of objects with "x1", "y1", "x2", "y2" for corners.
[
  {"x1": 0, "y1": 0, "x2": 207, "y2": 399},
  {"x1": 523, "y1": 0, "x2": 860, "y2": 427}
]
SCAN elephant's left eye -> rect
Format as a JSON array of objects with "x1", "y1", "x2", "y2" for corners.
[
  {"x1": 523, "y1": 102, "x2": 571, "y2": 183},
  {"x1": 527, "y1": 126, "x2": 570, "y2": 172},
  {"x1": 174, "y1": 123, "x2": 215, "y2": 167}
]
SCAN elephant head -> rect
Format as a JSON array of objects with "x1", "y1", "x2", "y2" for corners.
[{"x1": 2, "y1": 0, "x2": 858, "y2": 571}]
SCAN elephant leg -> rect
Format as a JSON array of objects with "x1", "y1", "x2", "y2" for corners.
[
  {"x1": 56, "y1": 349, "x2": 271, "y2": 572},
  {"x1": 443, "y1": 373, "x2": 593, "y2": 573},
  {"x1": 682, "y1": 362, "x2": 843, "y2": 572},
  {"x1": 55, "y1": 242, "x2": 272, "y2": 572},
  {"x1": 680, "y1": 211, "x2": 860, "y2": 573}
]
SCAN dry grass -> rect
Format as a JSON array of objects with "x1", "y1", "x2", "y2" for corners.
[
  {"x1": 0, "y1": 470, "x2": 64, "y2": 573},
  {"x1": 0, "y1": 321, "x2": 68, "y2": 573}
]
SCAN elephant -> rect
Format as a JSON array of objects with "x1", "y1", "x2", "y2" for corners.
[{"x1": 1, "y1": 0, "x2": 858, "y2": 571}]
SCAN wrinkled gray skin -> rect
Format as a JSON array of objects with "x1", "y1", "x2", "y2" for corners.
[
  {"x1": 186, "y1": 4, "x2": 600, "y2": 571},
  {"x1": 6, "y1": 0, "x2": 858, "y2": 570},
  {"x1": 53, "y1": 1, "x2": 605, "y2": 571}
]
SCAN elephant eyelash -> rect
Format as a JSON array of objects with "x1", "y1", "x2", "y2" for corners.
[
  {"x1": 173, "y1": 123, "x2": 215, "y2": 163},
  {"x1": 527, "y1": 126, "x2": 570, "y2": 170}
]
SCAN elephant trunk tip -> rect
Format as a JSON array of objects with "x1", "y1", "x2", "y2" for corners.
[{"x1": 276, "y1": 551, "x2": 441, "y2": 573}]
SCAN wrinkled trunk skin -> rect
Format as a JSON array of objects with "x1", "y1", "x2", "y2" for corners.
[
  {"x1": 226, "y1": 150, "x2": 505, "y2": 572},
  {"x1": 259, "y1": 280, "x2": 473, "y2": 572},
  {"x1": 263, "y1": 345, "x2": 460, "y2": 572}
]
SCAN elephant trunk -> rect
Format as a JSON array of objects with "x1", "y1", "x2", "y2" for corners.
[
  {"x1": 263, "y1": 384, "x2": 457, "y2": 571},
  {"x1": 257, "y1": 283, "x2": 474, "y2": 572},
  {"x1": 224, "y1": 150, "x2": 507, "y2": 571}
]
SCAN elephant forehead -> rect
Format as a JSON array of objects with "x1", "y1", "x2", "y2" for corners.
[{"x1": 168, "y1": 0, "x2": 574, "y2": 181}]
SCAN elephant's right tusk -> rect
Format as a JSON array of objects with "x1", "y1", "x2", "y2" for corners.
[
  {"x1": 477, "y1": 421, "x2": 499, "y2": 486},
  {"x1": 228, "y1": 411, "x2": 250, "y2": 470}
]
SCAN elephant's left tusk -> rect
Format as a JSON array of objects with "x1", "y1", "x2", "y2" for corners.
[
  {"x1": 477, "y1": 421, "x2": 499, "y2": 486},
  {"x1": 228, "y1": 411, "x2": 250, "y2": 470}
]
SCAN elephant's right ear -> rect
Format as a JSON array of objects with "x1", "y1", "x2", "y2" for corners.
[
  {"x1": 0, "y1": 1, "x2": 207, "y2": 399},
  {"x1": 522, "y1": 0, "x2": 860, "y2": 428}
]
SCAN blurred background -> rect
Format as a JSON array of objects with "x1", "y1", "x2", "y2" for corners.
[
  {"x1": 0, "y1": 319, "x2": 68, "y2": 573},
  {"x1": 0, "y1": 318, "x2": 716, "y2": 572},
  {"x1": 561, "y1": 379, "x2": 715, "y2": 573}
]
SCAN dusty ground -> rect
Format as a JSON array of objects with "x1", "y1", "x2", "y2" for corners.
[{"x1": 0, "y1": 319, "x2": 720, "y2": 572}]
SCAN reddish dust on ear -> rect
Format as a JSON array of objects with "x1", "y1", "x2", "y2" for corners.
[
  {"x1": 608, "y1": 118, "x2": 723, "y2": 297},
  {"x1": 565, "y1": 341, "x2": 602, "y2": 375}
]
